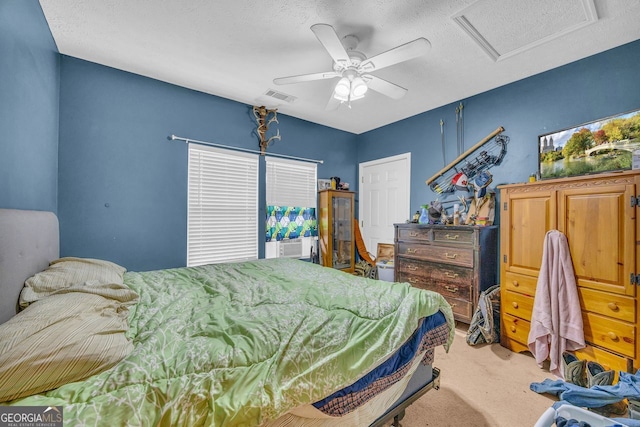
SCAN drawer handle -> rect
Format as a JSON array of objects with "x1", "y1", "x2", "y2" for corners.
[
  {"x1": 607, "y1": 302, "x2": 619, "y2": 311},
  {"x1": 407, "y1": 248, "x2": 417, "y2": 254},
  {"x1": 510, "y1": 325, "x2": 516, "y2": 332},
  {"x1": 512, "y1": 302, "x2": 519, "y2": 309},
  {"x1": 607, "y1": 332, "x2": 619, "y2": 341},
  {"x1": 445, "y1": 234, "x2": 459, "y2": 240},
  {"x1": 408, "y1": 278, "x2": 419, "y2": 284},
  {"x1": 512, "y1": 281, "x2": 519, "y2": 287},
  {"x1": 409, "y1": 231, "x2": 418, "y2": 237},
  {"x1": 407, "y1": 265, "x2": 418, "y2": 271},
  {"x1": 445, "y1": 272, "x2": 459, "y2": 279},
  {"x1": 449, "y1": 303, "x2": 457, "y2": 308},
  {"x1": 445, "y1": 285, "x2": 459, "y2": 293},
  {"x1": 444, "y1": 252, "x2": 458, "y2": 259}
]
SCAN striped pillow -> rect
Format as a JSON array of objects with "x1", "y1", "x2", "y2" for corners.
[
  {"x1": 0, "y1": 292, "x2": 133, "y2": 402},
  {"x1": 19, "y1": 257, "x2": 126, "y2": 308}
]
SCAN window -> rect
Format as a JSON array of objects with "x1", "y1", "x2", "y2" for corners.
[
  {"x1": 265, "y1": 157, "x2": 317, "y2": 258},
  {"x1": 265, "y1": 156, "x2": 317, "y2": 208},
  {"x1": 187, "y1": 144, "x2": 258, "y2": 266}
]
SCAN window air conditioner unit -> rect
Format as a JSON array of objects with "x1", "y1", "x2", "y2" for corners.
[{"x1": 279, "y1": 239, "x2": 303, "y2": 259}]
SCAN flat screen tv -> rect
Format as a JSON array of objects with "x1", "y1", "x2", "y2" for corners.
[{"x1": 538, "y1": 108, "x2": 640, "y2": 179}]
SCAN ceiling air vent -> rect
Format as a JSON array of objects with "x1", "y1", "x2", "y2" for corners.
[{"x1": 264, "y1": 89, "x2": 297, "y2": 104}]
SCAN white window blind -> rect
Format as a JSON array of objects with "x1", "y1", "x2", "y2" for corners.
[
  {"x1": 265, "y1": 156, "x2": 317, "y2": 207},
  {"x1": 188, "y1": 144, "x2": 258, "y2": 266}
]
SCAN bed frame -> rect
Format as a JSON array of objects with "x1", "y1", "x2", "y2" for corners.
[{"x1": 0, "y1": 207, "x2": 441, "y2": 426}]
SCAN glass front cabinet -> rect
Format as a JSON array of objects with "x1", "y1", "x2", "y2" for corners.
[{"x1": 318, "y1": 189, "x2": 355, "y2": 273}]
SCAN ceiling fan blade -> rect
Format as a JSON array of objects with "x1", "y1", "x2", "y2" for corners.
[
  {"x1": 273, "y1": 71, "x2": 340, "y2": 85},
  {"x1": 310, "y1": 24, "x2": 351, "y2": 68},
  {"x1": 362, "y1": 75, "x2": 408, "y2": 100},
  {"x1": 359, "y1": 38, "x2": 431, "y2": 73}
]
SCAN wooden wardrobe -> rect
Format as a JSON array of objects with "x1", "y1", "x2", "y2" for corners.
[{"x1": 499, "y1": 170, "x2": 640, "y2": 372}]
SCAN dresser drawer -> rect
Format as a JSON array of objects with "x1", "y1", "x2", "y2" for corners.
[
  {"x1": 444, "y1": 296, "x2": 473, "y2": 322},
  {"x1": 399, "y1": 271, "x2": 472, "y2": 301},
  {"x1": 430, "y1": 264, "x2": 473, "y2": 289},
  {"x1": 582, "y1": 312, "x2": 635, "y2": 358},
  {"x1": 504, "y1": 271, "x2": 537, "y2": 297},
  {"x1": 396, "y1": 257, "x2": 431, "y2": 279},
  {"x1": 397, "y1": 227, "x2": 430, "y2": 241},
  {"x1": 502, "y1": 289, "x2": 534, "y2": 320},
  {"x1": 502, "y1": 313, "x2": 531, "y2": 346},
  {"x1": 397, "y1": 242, "x2": 474, "y2": 267},
  {"x1": 578, "y1": 287, "x2": 635, "y2": 323},
  {"x1": 433, "y1": 228, "x2": 475, "y2": 246},
  {"x1": 397, "y1": 258, "x2": 472, "y2": 292}
]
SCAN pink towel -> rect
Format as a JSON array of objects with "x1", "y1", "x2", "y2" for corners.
[{"x1": 527, "y1": 230, "x2": 585, "y2": 378}]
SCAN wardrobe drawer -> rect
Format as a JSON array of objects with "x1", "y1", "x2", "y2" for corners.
[
  {"x1": 578, "y1": 287, "x2": 635, "y2": 323},
  {"x1": 582, "y1": 312, "x2": 635, "y2": 358},
  {"x1": 574, "y1": 344, "x2": 631, "y2": 373},
  {"x1": 432, "y1": 228, "x2": 475, "y2": 246},
  {"x1": 502, "y1": 313, "x2": 531, "y2": 346},
  {"x1": 397, "y1": 227, "x2": 430, "y2": 241},
  {"x1": 504, "y1": 271, "x2": 537, "y2": 297},
  {"x1": 397, "y1": 243, "x2": 474, "y2": 267},
  {"x1": 502, "y1": 290, "x2": 534, "y2": 321}
]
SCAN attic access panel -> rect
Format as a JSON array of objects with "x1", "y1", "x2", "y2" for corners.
[{"x1": 452, "y1": 0, "x2": 598, "y2": 61}]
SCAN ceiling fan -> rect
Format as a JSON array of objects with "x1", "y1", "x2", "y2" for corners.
[{"x1": 273, "y1": 24, "x2": 431, "y2": 109}]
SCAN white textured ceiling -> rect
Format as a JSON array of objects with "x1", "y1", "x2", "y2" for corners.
[{"x1": 39, "y1": 0, "x2": 640, "y2": 134}]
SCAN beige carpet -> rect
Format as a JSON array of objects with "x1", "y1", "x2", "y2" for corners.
[{"x1": 397, "y1": 323, "x2": 558, "y2": 427}]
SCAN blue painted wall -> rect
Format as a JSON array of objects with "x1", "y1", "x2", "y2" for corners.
[
  {"x1": 58, "y1": 57, "x2": 357, "y2": 271},
  {"x1": 0, "y1": 0, "x2": 59, "y2": 212},
  {"x1": 5, "y1": 2, "x2": 640, "y2": 272},
  {"x1": 357, "y1": 39, "x2": 640, "y2": 221}
]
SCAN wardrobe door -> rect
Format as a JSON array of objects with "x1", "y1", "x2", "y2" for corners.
[{"x1": 557, "y1": 182, "x2": 635, "y2": 296}]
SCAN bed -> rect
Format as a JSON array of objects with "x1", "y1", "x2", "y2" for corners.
[{"x1": 0, "y1": 208, "x2": 454, "y2": 426}]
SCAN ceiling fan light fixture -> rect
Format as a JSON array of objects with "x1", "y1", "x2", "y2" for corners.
[
  {"x1": 334, "y1": 77, "x2": 351, "y2": 97},
  {"x1": 351, "y1": 77, "x2": 368, "y2": 97},
  {"x1": 333, "y1": 91, "x2": 349, "y2": 102}
]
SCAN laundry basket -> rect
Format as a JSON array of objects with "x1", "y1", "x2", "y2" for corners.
[{"x1": 534, "y1": 403, "x2": 629, "y2": 427}]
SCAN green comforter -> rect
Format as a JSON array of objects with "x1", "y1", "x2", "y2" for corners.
[{"x1": 11, "y1": 258, "x2": 454, "y2": 426}]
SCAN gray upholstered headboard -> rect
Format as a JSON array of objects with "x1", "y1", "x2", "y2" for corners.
[{"x1": 0, "y1": 209, "x2": 59, "y2": 324}]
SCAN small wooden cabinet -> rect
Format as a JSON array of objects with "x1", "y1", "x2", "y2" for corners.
[
  {"x1": 318, "y1": 190, "x2": 355, "y2": 273},
  {"x1": 394, "y1": 223, "x2": 498, "y2": 323},
  {"x1": 499, "y1": 170, "x2": 640, "y2": 372}
]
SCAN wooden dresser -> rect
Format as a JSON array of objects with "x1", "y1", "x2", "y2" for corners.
[
  {"x1": 499, "y1": 170, "x2": 640, "y2": 372},
  {"x1": 394, "y1": 223, "x2": 498, "y2": 323}
]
